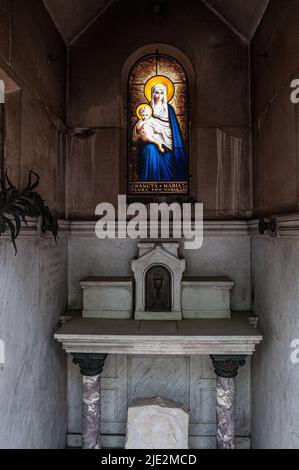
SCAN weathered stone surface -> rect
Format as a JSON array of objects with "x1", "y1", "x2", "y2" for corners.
[
  {"x1": 80, "y1": 277, "x2": 133, "y2": 319},
  {"x1": 251, "y1": 238, "x2": 299, "y2": 449},
  {"x1": 182, "y1": 277, "x2": 234, "y2": 319},
  {"x1": 251, "y1": 0, "x2": 299, "y2": 120},
  {"x1": 125, "y1": 396, "x2": 189, "y2": 449},
  {"x1": 251, "y1": 1, "x2": 299, "y2": 216},
  {"x1": 216, "y1": 376, "x2": 235, "y2": 449},
  {"x1": 43, "y1": 0, "x2": 111, "y2": 45},
  {"x1": 67, "y1": 352, "x2": 251, "y2": 448},
  {"x1": 0, "y1": 0, "x2": 10, "y2": 62},
  {"x1": 20, "y1": 88, "x2": 66, "y2": 217},
  {"x1": 204, "y1": 0, "x2": 269, "y2": 41},
  {"x1": 82, "y1": 375, "x2": 102, "y2": 449},
  {"x1": 194, "y1": 127, "x2": 252, "y2": 218},
  {"x1": 68, "y1": 236, "x2": 251, "y2": 312},
  {"x1": 0, "y1": 238, "x2": 68, "y2": 449},
  {"x1": 67, "y1": 128, "x2": 121, "y2": 218},
  {"x1": 11, "y1": 0, "x2": 66, "y2": 118},
  {"x1": 252, "y1": 86, "x2": 297, "y2": 215}
]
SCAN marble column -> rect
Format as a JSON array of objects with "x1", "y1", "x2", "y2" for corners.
[
  {"x1": 210, "y1": 355, "x2": 246, "y2": 449},
  {"x1": 72, "y1": 353, "x2": 107, "y2": 449}
]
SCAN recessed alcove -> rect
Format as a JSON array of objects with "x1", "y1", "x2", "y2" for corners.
[
  {"x1": 1, "y1": 0, "x2": 299, "y2": 452},
  {"x1": 145, "y1": 265, "x2": 172, "y2": 312}
]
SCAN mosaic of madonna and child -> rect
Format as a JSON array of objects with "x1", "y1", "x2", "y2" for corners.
[{"x1": 127, "y1": 54, "x2": 189, "y2": 195}]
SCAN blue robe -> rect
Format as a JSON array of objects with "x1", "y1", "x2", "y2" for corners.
[{"x1": 138, "y1": 104, "x2": 187, "y2": 181}]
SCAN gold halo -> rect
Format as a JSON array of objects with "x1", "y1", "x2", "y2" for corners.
[
  {"x1": 136, "y1": 103, "x2": 153, "y2": 120},
  {"x1": 144, "y1": 75, "x2": 175, "y2": 103}
]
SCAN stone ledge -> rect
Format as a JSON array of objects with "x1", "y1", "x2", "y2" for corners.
[
  {"x1": 69, "y1": 220, "x2": 249, "y2": 238},
  {"x1": 4, "y1": 213, "x2": 299, "y2": 240},
  {"x1": 0, "y1": 218, "x2": 70, "y2": 238},
  {"x1": 248, "y1": 212, "x2": 299, "y2": 238},
  {"x1": 54, "y1": 312, "x2": 262, "y2": 356},
  {"x1": 66, "y1": 433, "x2": 251, "y2": 449}
]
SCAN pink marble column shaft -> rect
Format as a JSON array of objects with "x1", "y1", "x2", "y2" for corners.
[
  {"x1": 82, "y1": 374, "x2": 102, "y2": 449},
  {"x1": 216, "y1": 376, "x2": 235, "y2": 449}
]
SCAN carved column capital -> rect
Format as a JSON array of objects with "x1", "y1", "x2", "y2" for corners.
[
  {"x1": 210, "y1": 355, "x2": 246, "y2": 378},
  {"x1": 71, "y1": 353, "x2": 107, "y2": 376}
]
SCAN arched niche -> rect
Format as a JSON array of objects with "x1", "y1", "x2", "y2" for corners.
[
  {"x1": 121, "y1": 43, "x2": 195, "y2": 118},
  {"x1": 145, "y1": 264, "x2": 172, "y2": 312}
]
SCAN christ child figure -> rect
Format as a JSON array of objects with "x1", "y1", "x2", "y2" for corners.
[{"x1": 133, "y1": 104, "x2": 165, "y2": 153}]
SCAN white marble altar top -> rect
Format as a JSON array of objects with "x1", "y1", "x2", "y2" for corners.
[
  {"x1": 79, "y1": 276, "x2": 234, "y2": 286},
  {"x1": 79, "y1": 276, "x2": 134, "y2": 286},
  {"x1": 54, "y1": 312, "x2": 262, "y2": 355}
]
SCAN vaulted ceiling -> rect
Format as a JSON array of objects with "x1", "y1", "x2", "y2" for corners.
[
  {"x1": 202, "y1": 0, "x2": 270, "y2": 40},
  {"x1": 43, "y1": 0, "x2": 113, "y2": 44},
  {"x1": 43, "y1": 0, "x2": 270, "y2": 45}
]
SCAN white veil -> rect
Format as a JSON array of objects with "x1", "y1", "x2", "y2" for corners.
[
  {"x1": 150, "y1": 84, "x2": 169, "y2": 120},
  {"x1": 148, "y1": 83, "x2": 172, "y2": 150}
]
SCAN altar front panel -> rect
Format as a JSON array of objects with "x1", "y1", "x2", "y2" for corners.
[{"x1": 67, "y1": 354, "x2": 251, "y2": 449}]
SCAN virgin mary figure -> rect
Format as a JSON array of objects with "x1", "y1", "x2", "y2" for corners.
[{"x1": 133, "y1": 77, "x2": 187, "y2": 182}]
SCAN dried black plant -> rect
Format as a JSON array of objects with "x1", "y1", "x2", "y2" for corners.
[{"x1": 0, "y1": 170, "x2": 58, "y2": 253}]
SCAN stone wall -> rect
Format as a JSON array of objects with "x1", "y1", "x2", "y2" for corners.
[
  {"x1": 0, "y1": 0, "x2": 67, "y2": 217},
  {"x1": 68, "y1": 235, "x2": 251, "y2": 311},
  {"x1": 251, "y1": 0, "x2": 299, "y2": 216},
  {"x1": 0, "y1": 1, "x2": 68, "y2": 449},
  {"x1": 67, "y1": 0, "x2": 252, "y2": 219},
  {"x1": 251, "y1": 237, "x2": 299, "y2": 448},
  {"x1": 250, "y1": 0, "x2": 299, "y2": 449},
  {"x1": 0, "y1": 237, "x2": 68, "y2": 448}
]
